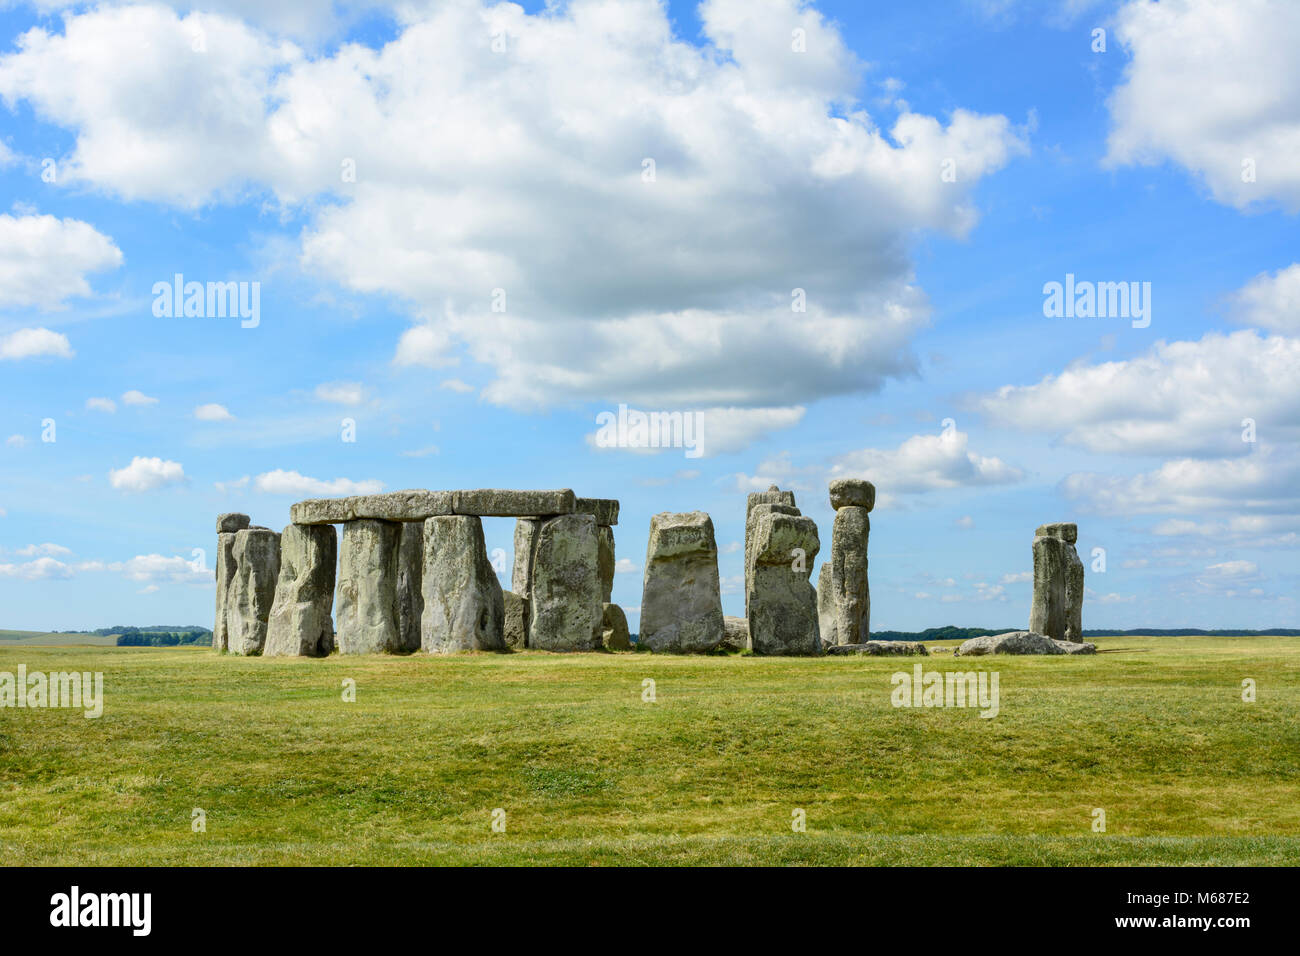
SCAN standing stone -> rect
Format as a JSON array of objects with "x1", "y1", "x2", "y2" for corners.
[
  {"x1": 1065, "y1": 545, "x2": 1085, "y2": 643},
  {"x1": 265, "y1": 523, "x2": 337, "y2": 657},
  {"x1": 601, "y1": 602, "x2": 632, "y2": 650},
  {"x1": 825, "y1": 504, "x2": 871, "y2": 645},
  {"x1": 336, "y1": 519, "x2": 402, "y2": 654},
  {"x1": 529, "y1": 513, "x2": 603, "y2": 652},
  {"x1": 213, "y1": 531, "x2": 239, "y2": 653},
  {"x1": 816, "y1": 562, "x2": 835, "y2": 646},
  {"x1": 226, "y1": 527, "x2": 281, "y2": 656},
  {"x1": 828, "y1": 478, "x2": 876, "y2": 511},
  {"x1": 640, "y1": 511, "x2": 725, "y2": 653},
  {"x1": 748, "y1": 510, "x2": 821, "y2": 656},
  {"x1": 597, "y1": 524, "x2": 616, "y2": 603},
  {"x1": 503, "y1": 589, "x2": 529, "y2": 650},
  {"x1": 396, "y1": 522, "x2": 424, "y2": 653},
  {"x1": 721, "y1": 615, "x2": 750, "y2": 653},
  {"x1": 511, "y1": 518, "x2": 541, "y2": 645},
  {"x1": 1029, "y1": 523, "x2": 1074, "y2": 641},
  {"x1": 744, "y1": 490, "x2": 799, "y2": 618},
  {"x1": 421, "y1": 515, "x2": 505, "y2": 653}
]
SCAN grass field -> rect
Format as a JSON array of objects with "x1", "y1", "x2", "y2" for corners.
[
  {"x1": 2, "y1": 635, "x2": 1298, "y2": 865},
  {"x1": 0, "y1": 630, "x2": 118, "y2": 646}
]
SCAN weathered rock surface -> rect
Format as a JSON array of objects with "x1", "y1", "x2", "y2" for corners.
[
  {"x1": 817, "y1": 562, "x2": 835, "y2": 645},
  {"x1": 721, "y1": 615, "x2": 750, "y2": 653},
  {"x1": 216, "y1": 512, "x2": 251, "y2": 534},
  {"x1": 335, "y1": 519, "x2": 403, "y2": 654},
  {"x1": 213, "y1": 531, "x2": 238, "y2": 653},
  {"x1": 825, "y1": 640, "x2": 928, "y2": 656},
  {"x1": 1054, "y1": 639, "x2": 1096, "y2": 655},
  {"x1": 576, "y1": 497, "x2": 620, "y2": 526},
  {"x1": 291, "y1": 490, "x2": 453, "y2": 525},
  {"x1": 396, "y1": 521, "x2": 424, "y2": 653},
  {"x1": 453, "y1": 488, "x2": 575, "y2": 518},
  {"x1": 421, "y1": 515, "x2": 505, "y2": 653},
  {"x1": 597, "y1": 524, "x2": 616, "y2": 603},
  {"x1": 226, "y1": 527, "x2": 281, "y2": 656},
  {"x1": 824, "y1": 505, "x2": 870, "y2": 645},
  {"x1": 264, "y1": 523, "x2": 337, "y2": 657},
  {"x1": 1064, "y1": 545, "x2": 1085, "y2": 644},
  {"x1": 601, "y1": 602, "x2": 632, "y2": 650},
  {"x1": 828, "y1": 478, "x2": 876, "y2": 512},
  {"x1": 529, "y1": 513, "x2": 603, "y2": 652},
  {"x1": 503, "y1": 589, "x2": 529, "y2": 650},
  {"x1": 511, "y1": 518, "x2": 541, "y2": 646},
  {"x1": 748, "y1": 511, "x2": 821, "y2": 656},
  {"x1": 956, "y1": 630, "x2": 1069, "y2": 656},
  {"x1": 639, "y1": 511, "x2": 725, "y2": 654},
  {"x1": 1029, "y1": 534, "x2": 1069, "y2": 640},
  {"x1": 744, "y1": 499, "x2": 801, "y2": 617},
  {"x1": 1036, "y1": 522, "x2": 1078, "y2": 544}
]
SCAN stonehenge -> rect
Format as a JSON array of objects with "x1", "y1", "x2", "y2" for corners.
[
  {"x1": 1029, "y1": 523, "x2": 1085, "y2": 642},
  {"x1": 212, "y1": 482, "x2": 1088, "y2": 663},
  {"x1": 818, "y1": 479, "x2": 874, "y2": 647},
  {"x1": 216, "y1": 488, "x2": 619, "y2": 657},
  {"x1": 639, "y1": 511, "x2": 725, "y2": 653}
]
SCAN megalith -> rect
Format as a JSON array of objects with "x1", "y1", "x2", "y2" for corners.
[
  {"x1": 226, "y1": 526, "x2": 281, "y2": 656},
  {"x1": 529, "y1": 513, "x2": 603, "y2": 652},
  {"x1": 639, "y1": 511, "x2": 725, "y2": 653},
  {"x1": 601, "y1": 602, "x2": 632, "y2": 651},
  {"x1": 503, "y1": 589, "x2": 529, "y2": 650},
  {"x1": 396, "y1": 521, "x2": 424, "y2": 653},
  {"x1": 264, "y1": 523, "x2": 337, "y2": 657},
  {"x1": 597, "y1": 524, "x2": 616, "y2": 603},
  {"x1": 1029, "y1": 523, "x2": 1083, "y2": 641},
  {"x1": 748, "y1": 510, "x2": 821, "y2": 655},
  {"x1": 336, "y1": 519, "x2": 403, "y2": 654},
  {"x1": 744, "y1": 486, "x2": 797, "y2": 617},
  {"x1": 819, "y1": 479, "x2": 874, "y2": 646},
  {"x1": 511, "y1": 518, "x2": 541, "y2": 646},
  {"x1": 421, "y1": 515, "x2": 506, "y2": 653},
  {"x1": 213, "y1": 512, "x2": 249, "y2": 653}
]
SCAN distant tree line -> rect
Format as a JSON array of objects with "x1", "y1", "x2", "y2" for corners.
[
  {"x1": 872, "y1": 625, "x2": 1300, "y2": 641},
  {"x1": 112, "y1": 626, "x2": 213, "y2": 647}
]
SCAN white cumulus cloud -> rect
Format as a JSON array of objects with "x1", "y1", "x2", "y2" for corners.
[
  {"x1": 252, "y1": 469, "x2": 383, "y2": 496},
  {"x1": 0, "y1": 327, "x2": 74, "y2": 360},
  {"x1": 0, "y1": 213, "x2": 122, "y2": 308},
  {"x1": 108, "y1": 456, "x2": 187, "y2": 492}
]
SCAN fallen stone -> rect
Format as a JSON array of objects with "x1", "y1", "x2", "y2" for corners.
[
  {"x1": 226, "y1": 527, "x2": 281, "y2": 656},
  {"x1": 748, "y1": 510, "x2": 821, "y2": 656},
  {"x1": 576, "y1": 497, "x2": 620, "y2": 526},
  {"x1": 825, "y1": 505, "x2": 870, "y2": 645},
  {"x1": 825, "y1": 640, "x2": 928, "y2": 656},
  {"x1": 216, "y1": 512, "x2": 250, "y2": 534},
  {"x1": 597, "y1": 524, "x2": 616, "y2": 603},
  {"x1": 601, "y1": 602, "x2": 632, "y2": 650},
  {"x1": 396, "y1": 521, "x2": 424, "y2": 653},
  {"x1": 1053, "y1": 639, "x2": 1096, "y2": 655},
  {"x1": 639, "y1": 511, "x2": 726, "y2": 654},
  {"x1": 503, "y1": 589, "x2": 529, "y2": 650},
  {"x1": 529, "y1": 513, "x2": 603, "y2": 652},
  {"x1": 421, "y1": 515, "x2": 505, "y2": 653},
  {"x1": 721, "y1": 615, "x2": 750, "y2": 653},
  {"x1": 213, "y1": 531, "x2": 238, "y2": 653},
  {"x1": 453, "y1": 488, "x2": 575, "y2": 518},
  {"x1": 335, "y1": 519, "x2": 403, "y2": 654},
  {"x1": 955, "y1": 630, "x2": 1064, "y2": 656},
  {"x1": 264, "y1": 523, "x2": 337, "y2": 657},
  {"x1": 828, "y1": 478, "x2": 876, "y2": 512}
]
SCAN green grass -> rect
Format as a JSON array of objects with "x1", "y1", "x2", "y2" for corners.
[
  {"x1": 0, "y1": 630, "x2": 118, "y2": 646},
  {"x1": 1, "y1": 635, "x2": 1297, "y2": 865}
]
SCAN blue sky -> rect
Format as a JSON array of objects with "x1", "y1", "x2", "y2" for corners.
[{"x1": 0, "y1": 0, "x2": 1296, "y2": 632}]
